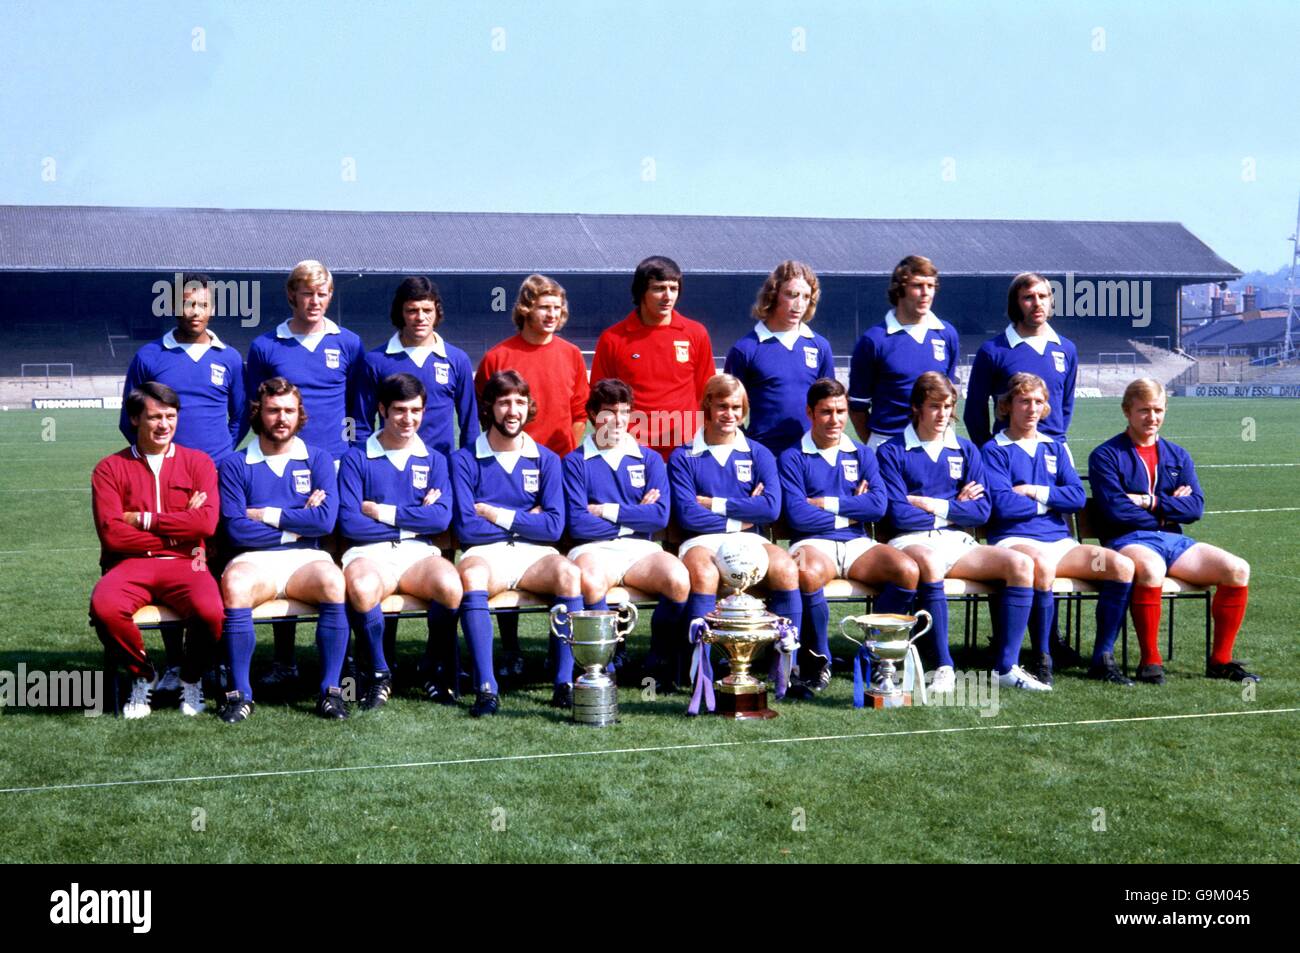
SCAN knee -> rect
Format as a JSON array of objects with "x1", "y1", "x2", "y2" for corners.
[
  {"x1": 437, "y1": 572, "x2": 464, "y2": 610},
  {"x1": 894, "y1": 556, "x2": 920, "y2": 590},
  {"x1": 914, "y1": 552, "x2": 943, "y2": 584},
  {"x1": 1112, "y1": 554, "x2": 1135, "y2": 583},
  {"x1": 89, "y1": 584, "x2": 125, "y2": 622},
  {"x1": 667, "y1": 567, "x2": 691, "y2": 603},
  {"x1": 347, "y1": 575, "x2": 381, "y2": 611},
  {"x1": 460, "y1": 566, "x2": 488, "y2": 592},
  {"x1": 321, "y1": 568, "x2": 346, "y2": 604},
  {"x1": 1010, "y1": 553, "x2": 1034, "y2": 588},
  {"x1": 580, "y1": 566, "x2": 606, "y2": 602},
  {"x1": 1228, "y1": 558, "x2": 1250, "y2": 587},
  {"x1": 221, "y1": 571, "x2": 254, "y2": 608},
  {"x1": 557, "y1": 561, "x2": 582, "y2": 597},
  {"x1": 768, "y1": 554, "x2": 798, "y2": 590},
  {"x1": 1033, "y1": 556, "x2": 1055, "y2": 589}
]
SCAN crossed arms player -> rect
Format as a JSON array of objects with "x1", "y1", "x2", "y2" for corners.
[
  {"x1": 339, "y1": 372, "x2": 462, "y2": 711},
  {"x1": 216, "y1": 377, "x2": 348, "y2": 722}
]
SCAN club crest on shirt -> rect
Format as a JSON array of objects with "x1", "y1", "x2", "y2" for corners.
[
  {"x1": 209, "y1": 363, "x2": 226, "y2": 387},
  {"x1": 628, "y1": 464, "x2": 646, "y2": 488},
  {"x1": 1045, "y1": 454, "x2": 1058, "y2": 475},
  {"x1": 947, "y1": 455, "x2": 963, "y2": 480},
  {"x1": 803, "y1": 346, "x2": 819, "y2": 369},
  {"x1": 434, "y1": 362, "x2": 450, "y2": 385},
  {"x1": 412, "y1": 464, "x2": 429, "y2": 489},
  {"x1": 931, "y1": 338, "x2": 945, "y2": 362},
  {"x1": 1052, "y1": 351, "x2": 1066, "y2": 373},
  {"x1": 673, "y1": 340, "x2": 690, "y2": 363},
  {"x1": 324, "y1": 348, "x2": 341, "y2": 369},
  {"x1": 734, "y1": 459, "x2": 752, "y2": 483},
  {"x1": 522, "y1": 469, "x2": 540, "y2": 493},
  {"x1": 841, "y1": 458, "x2": 859, "y2": 482},
  {"x1": 293, "y1": 469, "x2": 312, "y2": 494}
]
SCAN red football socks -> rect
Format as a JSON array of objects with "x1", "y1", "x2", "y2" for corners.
[
  {"x1": 1130, "y1": 585, "x2": 1164, "y2": 666},
  {"x1": 1211, "y1": 585, "x2": 1249, "y2": 665}
]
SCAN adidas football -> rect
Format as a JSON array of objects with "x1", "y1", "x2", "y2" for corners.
[{"x1": 713, "y1": 535, "x2": 768, "y2": 590}]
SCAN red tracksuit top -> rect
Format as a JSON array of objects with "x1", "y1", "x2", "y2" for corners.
[{"x1": 91, "y1": 443, "x2": 220, "y2": 570}]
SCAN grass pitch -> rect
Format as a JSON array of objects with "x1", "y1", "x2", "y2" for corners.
[{"x1": 0, "y1": 400, "x2": 1296, "y2": 863}]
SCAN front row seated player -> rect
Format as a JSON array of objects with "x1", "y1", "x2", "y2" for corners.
[
  {"x1": 876, "y1": 372, "x2": 1049, "y2": 692},
  {"x1": 451, "y1": 370, "x2": 583, "y2": 717},
  {"x1": 217, "y1": 377, "x2": 349, "y2": 723},
  {"x1": 90, "y1": 382, "x2": 224, "y2": 719},
  {"x1": 338, "y1": 373, "x2": 463, "y2": 710},
  {"x1": 564, "y1": 378, "x2": 690, "y2": 689},
  {"x1": 1088, "y1": 378, "x2": 1259, "y2": 684},
  {"x1": 669, "y1": 374, "x2": 803, "y2": 678},
  {"x1": 779, "y1": 378, "x2": 919, "y2": 693},
  {"x1": 980, "y1": 373, "x2": 1134, "y2": 687}
]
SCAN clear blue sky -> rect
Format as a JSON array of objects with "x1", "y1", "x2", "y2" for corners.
[{"x1": 3, "y1": 0, "x2": 1298, "y2": 272}]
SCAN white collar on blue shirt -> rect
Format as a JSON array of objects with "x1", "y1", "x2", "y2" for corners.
[
  {"x1": 689, "y1": 428, "x2": 749, "y2": 466},
  {"x1": 245, "y1": 436, "x2": 309, "y2": 477},
  {"x1": 366, "y1": 432, "x2": 430, "y2": 471},
  {"x1": 754, "y1": 320, "x2": 815, "y2": 351},
  {"x1": 902, "y1": 423, "x2": 960, "y2": 463},
  {"x1": 1004, "y1": 322, "x2": 1061, "y2": 355},
  {"x1": 994, "y1": 429, "x2": 1055, "y2": 458},
  {"x1": 884, "y1": 309, "x2": 945, "y2": 344},
  {"x1": 162, "y1": 328, "x2": 227, "y2": 362},
  {"x1": 475, "y1": 431, "x2": 539, "y2": 474},
  {"x1": 276, "y1": 318, "x2": 341, "y2": 352},
  {"x1": 384, "y1": 331, "x2": 447, "y2": 368},
  {"x1": 800, "y1": 430, "x2": 857, "y2": 466},
  {"x1": 582, "y1": 433, "x2": 643, "y2": 471}
]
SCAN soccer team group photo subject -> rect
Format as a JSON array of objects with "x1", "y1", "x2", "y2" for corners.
[{"x1": 91, "y1": 253, "x2": 1262, "y2": 725}]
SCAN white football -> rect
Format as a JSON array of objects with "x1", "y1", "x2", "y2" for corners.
[{"x1": 713, "y1": 536, "x2": 769, "y2": 590}]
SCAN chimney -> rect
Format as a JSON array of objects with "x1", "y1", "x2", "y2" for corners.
[
  {"x1": 1242, "y1": 284, "x2": 1258, "y2": 317},
  {"x1": 1211, "y1": 286, "x2": 1223, "y2": 318}
]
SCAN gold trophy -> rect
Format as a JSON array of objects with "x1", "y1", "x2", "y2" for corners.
[{"x1": 839, "y1": 611, "x2": 931, "y2": 709}]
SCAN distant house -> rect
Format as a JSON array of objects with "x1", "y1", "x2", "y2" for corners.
[{"x1": 1183, "y1": 308, "x2": 1300, "y2": 362}]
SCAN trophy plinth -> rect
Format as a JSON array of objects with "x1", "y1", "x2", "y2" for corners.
[
  {"x1": 698, "y1": 589, "x2": 785, "y2": 720},
  {"x1": 551, "y1": 603, "x2": 638, "y2": 726},
  {"x1": 840, "y1": 611, "x2": 932, "y2": 709}
]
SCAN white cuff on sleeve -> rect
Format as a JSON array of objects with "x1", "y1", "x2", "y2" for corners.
[
  {"x1": 833, "y1": 516, "x2": 850, "y2": 530},
  {"x1": 601, "y1": 503, "x2": 620, "y2": 523},
  {"x1": 376, "y1": 504, "x2": 397, "y2": 526},
  {"x1": 725, "y1": 518, "x2": 742, "y2": 533},
  {"x1": 710, "y1": 497, "x2": 728, "y2": 516},
  {"x1": 933, "y1": 499, "x2": 950, "y2": 520},
  {"x1": 823, "y1": 497, "x2": 840, "y2": 515},
  {"x1": 494, "y1": 508, "x2": 516, "y2": 531},
  {"x1": 279, "y1": 530, "x2": 300, "y2": 544},
  {"x1": 262, "y1": 506, "x2": 282, "y2": 528},
  {"x1": 141, "y1": 512, "x2": 152, "y2": 531},
  {"x1": 1034, "y1": 485, "x2": 1051, "y2": 504}
]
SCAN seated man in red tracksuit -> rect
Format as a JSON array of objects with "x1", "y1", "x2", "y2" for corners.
[{"x1": 89, "y1": 381, "x2": 223, "y2": 719}]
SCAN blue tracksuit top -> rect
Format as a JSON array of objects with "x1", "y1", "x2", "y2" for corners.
[
  {"x1": 1087, "y1": 432, "x2": 1204, "y2": 544},
  {"x1": 963, "y1": 325, "x2": 1079, "y2": 445},
  {"x1": 723, "y1": 322, "x2": 835, "y2": 455},
  {"x1": 354, "y1": 333, "x2": 480, "y2": 456},
  {"x1": 847, "y1": 311, "x2": 960, "y2": 438},
  {"x1": 337, "y1": 433, "x2": 453, "y2": 546},
  {"x1": 876, "y1": 426, "x2": 991, "y2": 534},
  {"x1": 668, "y1": 431, "x2": 781, "y2": 536},
  {"x1": 120, "y1": 330, "x2": 247, "y2": 463},
  {"x1": 218, "y1": 436, "x2": 338, "y2": 553},
  {"x1": 450, "y1": 433, "x2": 565, "y2": 547},
  {"x1": 244, "y1": 318, "x2": 367, "y2": 461},
  {"x1": 778, "y1": 432, "x2": 887, "y2": 543},
  {"x1": 563, "y1": 436, "x2": 670, "y2": 544},
  {"x1": 980, "y1": 432, "x2": 1085, "y2": 543}
]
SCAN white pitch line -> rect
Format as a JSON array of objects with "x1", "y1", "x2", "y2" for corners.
[
  {"x1": 0, "y1": 547, "x2": 98, "y2": 556},
  {"x1": 1204, "y1": 507, "x2": 1300, "y2": 515},
  {"x1": 0, "y1": 487, "x2": 91, "y2": 493},
  {"x1": 0, "y1": 708, "x2": 1293, "y2": 797},
  {"x1": 1198, "y1": 463, "x2": 1300, "y2": 469}
]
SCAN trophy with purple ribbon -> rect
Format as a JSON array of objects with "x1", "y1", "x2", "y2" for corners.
[{"x1": 839, "y1": 611, "x2": 931, "y2": 709}]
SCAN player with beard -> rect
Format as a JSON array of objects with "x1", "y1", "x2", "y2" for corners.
[
  {"x1": 216, "y1": 377, "x2": 348, "y2": 722},
  {"x1": 451, "y1": 371, "x2": 581, "y2": 716},
  {"x1": 338, "y1": 373, "x2": 462, "y2": 710}
]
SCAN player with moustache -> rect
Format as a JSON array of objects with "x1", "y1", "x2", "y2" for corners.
[
  {"x1": 1088, "y1": 378, "x2": 1259, "y2": 685},
  {"x1": 451, "y1": 371, "x2": 582, "y2": 716},
  {"x1": 876, "y1": 372, "x2": 1049, "y2": 693},
  {"x1": 90, "y1": 382, "x2": 223, "y2": 719},
  {"x1": 338, "y1": 373, "x2": 462, "y2": 710},
  {"x1": 724, "y1": 260, "x2": 835, "y2": 456},
  {"x1": 216, "y1": 378, "x2": 347, "y2": 722},
  {"x1": 778, "y1": 378, "x2": 919, "y2": 693},
  {"x1": 563, "y1": 378, "x2": 689, "y2": 689},
  {"x1": 668, "y1": 374, "x2": 803, "y2": 662},
  {"x1": 980, "y1": 373, "x2": 1135, "y2": 687}
]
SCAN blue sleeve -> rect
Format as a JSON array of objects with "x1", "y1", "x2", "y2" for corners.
[
  {"x1": 778, "y1": 449, "x2": 836, "y2": 535},
  {"x1": 617, "y1": 453, "x2": 671, "y2": 533},
  {"x1": 345, "y1": 337, "x2": 368, "y2": 449},
  {"x1": 120, "y1": 352, "x2": 146, "y2": 443},
  {"x1": 877, "y1": 444, "x2": 919, "y2": 529},
  {"x1": 1155, "y1": 446, "x2": 1204, "y2": 525},
  {"x1": 817, "y1": 339, "x2": 835, "y2": 381},
  {"x1": 963, "y1": 348, "x2": 994, "y2": 446},
  {"x1": 1047, "y1": 448, "x2": 1086, "y2": 513},
  {"x1": 395, "y1": 452, "x2": 453, "y2": 535},
  {"x1": 847, "y1": 334, "x2": 875, "y2": 412},
  {"x1": 670, "y1": 451, "x2": 726, "y2": 535},
  {"x1": 337, "y1": 451, "x2": 396, "y2": 543},
  {"x1": 228, "y1": 352, "x2": 249, "y2": 450},
  {"x1": 946, "y1": 444, "x2": 992, "y2": 527},
  {"x1": 722, "y1": 342, "x2": 747, "y2": 381},
  {"x1": 353, "y1": 354, "x2": 379, "y2": 447},
  {"x1": 944, "y1": 326, "x2": 960, "y2": 383},
  {"x1": 508, "y1": 453, "x2": 566, "y2": 543},
  {"x1": 1060, "y1": 347, "x2": 1077, "y2": 435},
  {"x1": 981, "y1": 442, "x2": 1039, "y2": 522},
  {"x1": 1088, "y1": 444, "x2": 1157, "y2": 531},
  {"x1": 721, "y1": 447, "x2": 781, "y2": 525},
  {"x1": 219, "y1": 458, "x2": 282, "y2": 549},
  {"x1": 451, "y1": 451, "x2": 499, "y2": 546},
  {"x1": 454, "y1": 352, "x2": 481, "y2": 449},
  {"x1": 563, "y1": 453, "x2": 615, "y2": 542},
  {"x1": 837, "y1": 449, "x2": 888, "y2": 524},
  {"x1": 276, "y1": 450, "x2": 339, "y2": 538}
]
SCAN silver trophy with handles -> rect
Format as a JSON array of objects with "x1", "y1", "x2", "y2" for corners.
[{"x1": 550, "y1": 603, "x2": 639, "y2": 726}]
